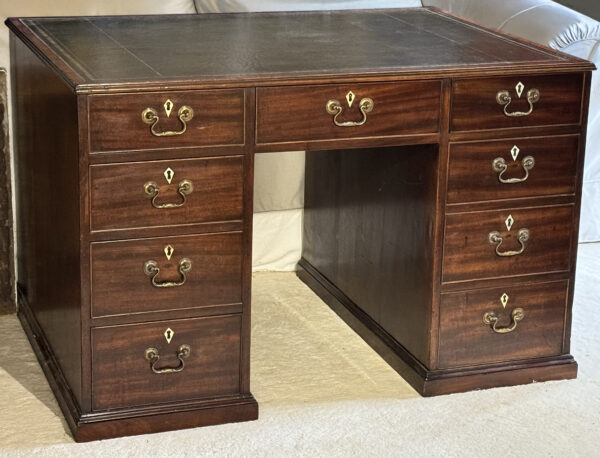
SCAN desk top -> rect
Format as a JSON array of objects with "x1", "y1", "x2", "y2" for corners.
[{"x1": 6, "y1": 8, "x2": 594, "y2": 91}]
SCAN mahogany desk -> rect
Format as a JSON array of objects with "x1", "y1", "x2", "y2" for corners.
[{"x1": 7, "y1": 8, "x2": 594, "y2": 441}]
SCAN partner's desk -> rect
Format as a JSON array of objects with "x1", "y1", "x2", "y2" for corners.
[{"x1": 7, "y1": 8, "x2": 594, "y2": 441}]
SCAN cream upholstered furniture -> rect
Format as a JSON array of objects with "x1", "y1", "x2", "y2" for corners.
[{"x1": 1, "y1": 0, "x2": 599, "y2": 279}]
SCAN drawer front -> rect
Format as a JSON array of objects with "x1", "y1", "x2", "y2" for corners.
[
  {"x1": 438, "y1": 281, "x2": 567, "y2": 368},
  {"x1": 451, "y1": 74, "x2": 583, "y2": 132},
  {"x1": 89, "y1": 89, "x2": 245, "y2": 152},
  {"x1": 256, "y1": 81, "x2": 441, "y2": 144},
  {"x1": 447, "y1": 136, "x2": 579, "y2": 204},
  {"x1": 90, "y1": 156, "x2": 244, "y2": 232},
  {"x1": 91, "y1": 232, "x2": 242, "y2": 317},
  {"x1": 92, "y1": 315, "x2": 241, "y2": 410},
  {"x1": 443, "y1": 205, "x2": 573, "y2": 283}
]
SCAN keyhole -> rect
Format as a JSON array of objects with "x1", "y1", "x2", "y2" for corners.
[
  {"x1": 166, "y1": 101, "x2": 172, "y2": 111},
  {"x1": 163, "y1": 167, "x2": 175, "y2": 184},
  {"x1": 166, "y1": 330, "x2": 172, "y2": 339}
]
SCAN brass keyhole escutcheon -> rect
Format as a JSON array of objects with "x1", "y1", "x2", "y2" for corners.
[{"x1": 164, "y1": 327, "x2": 174, "y2": 343}]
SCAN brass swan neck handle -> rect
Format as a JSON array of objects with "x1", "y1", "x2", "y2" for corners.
[
  {"x1": 143, "y1": 179, "x2": 194, "y2": 209},
  {"x1": 488, "y1": 228, "x2": 530, "y2": 257},
  {"x1": 492, "y1": 155, "x2": 535, "y2": 184},
  {"x1": 143, "y1": 258, "x2": 193, "y2": 288},
  {"x1": 141, "y1": 105, "x2": 194, "y2": 137},
  {"x1": 326, "y1": 97, "x2": 374, "y2": 127},
  {"x1": 144, "y1": 345, "x2": 191, "y2": 374},
  {"x1": 483, "y1": 308, "x2": 525, "y2": 334},
  {"x1": 496, "y1": 88, "x2": 540, "y2": 118}
]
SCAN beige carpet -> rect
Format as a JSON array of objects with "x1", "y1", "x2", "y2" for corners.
[{"x1": 1, "y1": 244, "x2": 599, "y2": 457}]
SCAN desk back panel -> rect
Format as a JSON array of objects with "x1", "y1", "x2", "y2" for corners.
[{"x1": 303, "y1": 145, "x2": 438, "y2": 365}]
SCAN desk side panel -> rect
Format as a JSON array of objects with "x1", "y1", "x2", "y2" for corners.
[
  {"x1": 11, "y1": 33, "x2": 82, "y2": 404},
  {"x1": 302, "y1": 146, "x2": 437, "y2": 366}
]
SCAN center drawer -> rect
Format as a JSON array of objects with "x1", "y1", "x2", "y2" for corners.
[
  {"x1": 442, "y1": 205, "x2": 573, "y2": 284},
  {"x1": 90, "y1": 156, "x2": 244, "y2": 232},
  {"x1": 256, "y1": 81, "x2": 441, "y2": 145},
  {"x1": 91, "y1": 315, "x2": 242, "y2": 410},
  {"x1": 90, "y1": 232, "x2": 243, "y2": 317}
]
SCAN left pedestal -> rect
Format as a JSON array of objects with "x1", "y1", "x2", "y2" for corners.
[{"x1": 10, "y1": 28, "x2": 256, "y2": 442}]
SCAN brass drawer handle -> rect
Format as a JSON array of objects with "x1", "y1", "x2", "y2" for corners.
[
  {"x1": 496, "y1": 88, "x2": 540, "y2": 117},
  {"x1": 144, "y1": 344, "x2": 191, "y2": 374},
  {"x1": 492, "y1": 155, "x2": 535, "y2": 184},
  {"x1": 488, "y1": 228, "x2": 530, "y2": 257},
  {"x1": 326, "y1": 96, "x2": 374, "y2": 127},
  {"x1": 141, "y1": 105, "x2": 194, "y2": 136},
  {"x1": 483, "y1": 308, "x2": 524, "y2": 334},
  {"x1": 143, "y1": 258, "x2": 193, "y2": 288},
  {"x1": 143, "y1": 179, "x2": 194, "y2": 209}
]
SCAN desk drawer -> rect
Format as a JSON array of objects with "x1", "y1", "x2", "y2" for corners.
[
  {"x1": 90, "y1": 156, "x2": 244, "y2": 232},
  {"x1": 438, "y1": 281, "x2": 567, "y2": 368},
  {"x1": 92, "y1": 315, "x2": 241, "y2": 410},
  {"x1": 256, "y1": 81, "x2": 441, "y2": 144},
  {"x1": 442, "y1": 205, "x2": 573, "y2": 283},
  {"x1": 447, "y1": 136, "x2": 579, "y2": 204},
  {"x1": 91, "y1": 232, "x2": 242, "y2": 317},
  {"x1": 89, "y1": 89, "x2": 245, "y2": 152},
  {"x1": 451, "y1": 74, "x2": 583, "y2": 132}
]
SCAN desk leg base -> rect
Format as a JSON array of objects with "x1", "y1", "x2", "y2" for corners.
[
  {"x1": 72, "y1": 398, "x2": 259, "y2": 442},
  {"x1": 297, "y1": 259, "x2": 578, "y2": 397},
  {"x1": 17, "y1": 291, "x2": 258, "y2": 442},
  {"x1": 419, "y1": 360, "x2": 577, "y2": 396}
]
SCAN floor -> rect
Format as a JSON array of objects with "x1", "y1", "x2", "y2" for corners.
[{"x1": 0, "y1": 244, "x2": 599, "y2": 457}]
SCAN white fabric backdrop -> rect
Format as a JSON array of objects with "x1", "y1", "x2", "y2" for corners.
[{"x1": 194, "y1": 0, "x2": 421, "y2": 13}]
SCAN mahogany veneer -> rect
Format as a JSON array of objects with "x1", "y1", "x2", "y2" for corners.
[
  {"x1": 438, "y1": 281, "x2": 568, "y2": 368},
  {"x1": 92, "y1": 315, "x2": 242, "y2": 410},
  {"x1": 442, "y1": 205, "x2": 574, "y2": 283},
  {"x1": 89, "y1": 156, "x2": 244, "y2": 231},
  {"x1": 451, "y1": 74, "x2": 584, "y2": 131},
  {"x1": 446, "y1": 135, "x2": 579, "y2": 203},
  {"x1": 256, "y1": 81, "x2": 441, "y2": 144},
  {"x1": 90, "y1": 232, "x2": 243, "y2": 317},
  {"x1": 89, "y1": 90, "x2": 245, "y2": 152},
  {"x1": 7, "y1": 7, "x2": 594, "y2": 441}
]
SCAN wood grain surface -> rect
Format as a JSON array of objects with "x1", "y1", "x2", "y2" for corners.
[
  {"x1": 256, "y1": 81, "x2": 441, "y2": 144},
  {"x1": 443, "y1": 205, "x2": 574, "y2": 283},
  {"x1": 90, "y1": 232, "x2": 243, "y2": 317},
  {"x1": 90, "y1": 156, "x2": 243, "y2": 232},
  {"x1": 303, "y1": 145, "x2": 438, "y2": 364},
  {"x1": 451, "y1": 74, "x2": 584, "y2": 131},
  {"x1": 438, "y1": 281, "x2": 568, "y2": 367},
  {"x1": 91, "y1": 315, "x2": 241, "y2": 410},
  {"x1": 447, "y1": 135, "x2": 579, "y2": 204},
  {"x1": 89, "y1": 90, "x2": 245, "y2": 152},
  {"x1": 11, "y1": 35, "x2": 83, "y2": 403}
]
